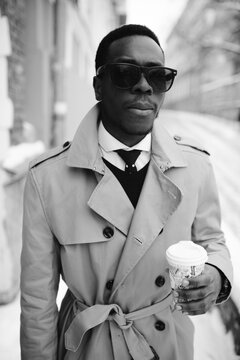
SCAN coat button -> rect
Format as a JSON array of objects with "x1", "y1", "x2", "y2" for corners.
[
  {"x1": 103, "y1": 227, "x2": 114, "y2": 238},
  {"x1": 155, "y1": 320, "x2": 165, "y2": 331},
  {"x1": 174, "y1": 135, "x2": 181, "y2": 142},
  {"x1": 63, "y1": 141, "x2": 70, "y2": 148},
  {"x1": 155, "y1": 275, "x2": 165, "y2": 287},
  {"x1": 106, "y1": 279, "x2": 114, "y2": 290}
]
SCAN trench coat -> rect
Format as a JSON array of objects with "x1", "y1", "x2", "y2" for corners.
[{"x1": 20, "y1": 103, "x2": 233, "y2": 360}]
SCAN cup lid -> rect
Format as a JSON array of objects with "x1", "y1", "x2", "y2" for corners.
[{"x1": 166, "y1": 241, "x2": 208, "y2": 266}]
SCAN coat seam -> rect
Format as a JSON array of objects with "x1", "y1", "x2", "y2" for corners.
[
  {"x1": 179, "y1": 148, "x2": 210, "y2": 156},
  {"x1": 30, "y1": 169, "x2": 55, "y2": 235},
  {"x1": 31, "y1": 153, "x2": 69, "y2": 171}
]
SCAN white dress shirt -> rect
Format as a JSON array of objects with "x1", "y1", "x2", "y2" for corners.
[{"x1": 98, "y1": 121, "x2": 151, "y2": 171}]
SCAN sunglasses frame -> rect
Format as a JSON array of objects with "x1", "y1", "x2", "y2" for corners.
[{"x1": 96, "y1": 63, "x2": 177, "y2": 92}]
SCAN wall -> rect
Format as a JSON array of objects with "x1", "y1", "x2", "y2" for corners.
[
  {"x1": 0, "y1": 8, "x2": 17, "y2": 303},
  {"x1": 52, "y1": 0, "x2": 126, "y2": 144},
  {"x1": 0, "y1": 0, "x2": 26, "y2": 144}
]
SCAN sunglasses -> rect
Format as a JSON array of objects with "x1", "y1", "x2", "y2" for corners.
[{"x1": 96, "y1": 63, "x2": 177, "y2": 92}]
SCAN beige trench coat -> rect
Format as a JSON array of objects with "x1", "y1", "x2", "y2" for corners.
[{"x1": 20, "y1": 104, "x2": 233, "y2": 360}]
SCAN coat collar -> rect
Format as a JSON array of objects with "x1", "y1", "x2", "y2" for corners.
[
  {"x1": 66, "y1": 104, "x2": 104, "y2": 174},
  {"x1": 66, "y1": 103, "x2": 187, "y2": 171}
]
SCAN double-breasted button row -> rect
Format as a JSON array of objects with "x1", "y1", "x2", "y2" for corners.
[
  {"x1": 103, "y1": 226, "x2": 114, "y2": 238},
  {"x1": 155, "y1": 320, "x2": 165, "y2": 331},
  {"x1": 106, "y1": 279, "x2": 114, "y2": 290},
  {"x1": 155, "y1": 275, "x2": 165, "y2": 287}
]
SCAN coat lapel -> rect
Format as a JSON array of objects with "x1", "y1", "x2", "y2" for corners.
[
  {"x1": 87, "y1": 166, "x2": 134, "y2": 236},
  {"x1": 110, "y1": 159, "x2": 183, "y2": 299},
  {"x1": 66, "y1": 103, "x2": 135, "y2": 235}
]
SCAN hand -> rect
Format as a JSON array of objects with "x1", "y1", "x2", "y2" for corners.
[{"x1": 173, "y1": 264, "x2": 222, "y2": 316}]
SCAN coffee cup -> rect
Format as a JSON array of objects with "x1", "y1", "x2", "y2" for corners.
[{"x1": 166, "y1": 240, "x2": 208, "y2": 290}]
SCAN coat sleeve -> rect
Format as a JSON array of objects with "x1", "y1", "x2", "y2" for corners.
[
  {"x1": 20, "y1": 169, "x2": 60, "y2": 359},
  {"x1": 191, "y1": 159, "x2": 233, "y2": 302}
]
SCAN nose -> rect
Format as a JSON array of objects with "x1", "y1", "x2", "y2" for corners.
[{"x1": 131, "y1": 73, "x2": 153, "y2": 94}]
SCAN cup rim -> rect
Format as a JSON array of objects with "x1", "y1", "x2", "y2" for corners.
[{"x1": 166, "y1": 241, "x2": 208, "y2": 267}]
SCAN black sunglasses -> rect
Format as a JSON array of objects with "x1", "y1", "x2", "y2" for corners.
[{"x1": 96, "y1": 63, "x2": 177, "y2": 92}]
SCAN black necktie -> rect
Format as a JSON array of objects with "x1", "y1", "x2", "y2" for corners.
[{"x1": 116, "y1": 149, "x2": 141, "y2": 174}]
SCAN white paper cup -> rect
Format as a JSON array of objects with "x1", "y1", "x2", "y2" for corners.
[{"x1": 166, "y1": 241, "x2": 208, "y2": 290}]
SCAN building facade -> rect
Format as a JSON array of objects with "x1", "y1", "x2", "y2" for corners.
[
  {"x1": 0, "y1": 0, "x2": 25, "y2": 304},
  {"x1": 164, "y1": 0, "x2": 240, "y2": 121},
  {"x1": 24, "y1": 0, "x2": 126, "y2": 147}
]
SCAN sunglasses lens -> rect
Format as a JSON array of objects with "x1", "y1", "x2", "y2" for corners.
[
  {"x1": 148, "y1": 68, "x2": 175, "y2": 92},
  {"x1": 104, "y1": 64, "x2": 176, "y2": 92},
  {"x1": 109, "y1": 64, "x2": 140, "y2": 88}
]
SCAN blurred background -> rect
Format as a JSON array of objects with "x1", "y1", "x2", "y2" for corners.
[{"x1": 0, "y1": 0, "x2": 240, "y2": 359}]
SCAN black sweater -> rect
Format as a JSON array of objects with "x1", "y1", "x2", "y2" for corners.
[{"x1": 103, "y1": 158, "x2": 149, "y2": 208}]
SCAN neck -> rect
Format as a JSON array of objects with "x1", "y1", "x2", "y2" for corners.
[{"x1": 102, "y1": 120, "x2": 148, "y2": 147}]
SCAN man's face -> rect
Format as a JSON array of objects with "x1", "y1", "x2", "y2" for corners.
[{"x1": 94, "y1": 35, "x2": 165, "y2": 146}]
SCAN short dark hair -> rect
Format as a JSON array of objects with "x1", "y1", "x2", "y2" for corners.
[{"x1": 95, "y1": 24, "x2": 164, "y2": 72}]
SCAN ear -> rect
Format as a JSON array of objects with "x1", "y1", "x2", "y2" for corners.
[{"x1": 93, "y1": 76, "x2": 103, "y2": 101}]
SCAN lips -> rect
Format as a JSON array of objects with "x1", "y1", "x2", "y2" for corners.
[{"x1": 127, "y1": 102, "x2": 154, "y2": 110}]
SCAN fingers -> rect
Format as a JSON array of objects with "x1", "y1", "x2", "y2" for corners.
[
  {"x1": 171, "y1": 265, "x2": 223, "y2": 316},
  {"x1": 173, "y1": 289, "x2": 212, "y2": 314},
  {"x1": 183, "y1": 272, "x2": 212, "y2": 289},
  {"x1": 174, "y1": 293, "x2": 216, "y2": 315},
  {"x1": 172, "y1": 272, "x2": 217, "y2": 315},
  {"x1": 174, "y1": 286, "x2": 213, "y2": 303}
]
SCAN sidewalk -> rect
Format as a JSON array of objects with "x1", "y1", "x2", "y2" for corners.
[
  {"x1": 0, "y1": 294, "x2": 20, "y2": 360},
  {"x1": 0, "y1": 290, "x2": 239, "y2": 360}
]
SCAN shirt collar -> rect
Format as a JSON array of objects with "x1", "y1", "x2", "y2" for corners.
[
  {"x1": 98, "y1": 121, "x2": 151, "y2": 153},
  {"x1": 66, "y1": 103, "x2": 187, "y2": 171}
]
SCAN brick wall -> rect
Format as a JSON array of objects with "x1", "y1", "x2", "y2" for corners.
[{"x1": 0, "y1": 0, "x2": 26, "y2": 145}]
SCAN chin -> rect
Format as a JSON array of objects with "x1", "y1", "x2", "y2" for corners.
[
  {"x1": 127, "y1": 117, "x2": 154, "y2": 132},
  {"x1": 124, "y1": 124, "x2": 153, "y2": 136}
]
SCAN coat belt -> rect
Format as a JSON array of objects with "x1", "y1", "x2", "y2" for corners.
[{"x1": 64, "y1": 293, "x2": 173, "y2": 360}]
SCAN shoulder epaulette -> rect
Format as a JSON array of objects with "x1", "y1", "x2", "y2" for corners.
[
  {"x1": 173, "y1": 135, "x2": 210, "y2": 156},
  {"x1": 29, "y1": 141, "x2": 71, "y2": 169}
]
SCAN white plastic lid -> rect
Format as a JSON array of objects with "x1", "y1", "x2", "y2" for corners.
[{"x1": 166, "y1": 241, "x2": 208, "y2": 267}]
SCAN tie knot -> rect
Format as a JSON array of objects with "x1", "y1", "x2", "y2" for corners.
[{"x1": 116, "y1": 149, "x2": 141, "y2": 174}]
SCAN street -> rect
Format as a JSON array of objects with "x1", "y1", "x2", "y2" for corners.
[{"x1": 0, "y1": 110, "x2": 240, "y2": 360}]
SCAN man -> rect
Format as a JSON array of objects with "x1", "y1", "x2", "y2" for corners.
[{"x1": 20, "y1": 24, "x2": 233, "y2": 360}]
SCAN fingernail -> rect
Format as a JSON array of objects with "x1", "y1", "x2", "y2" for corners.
[
  {"x1": 173, "y1": 291, "x2": 179, "y2": 298},
  {"x1": 176, "y1": 305, "x2": 182, "y2": 311},
  {"x1": 182, "y1": 279, "x2": 189, "y2": 288}
]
